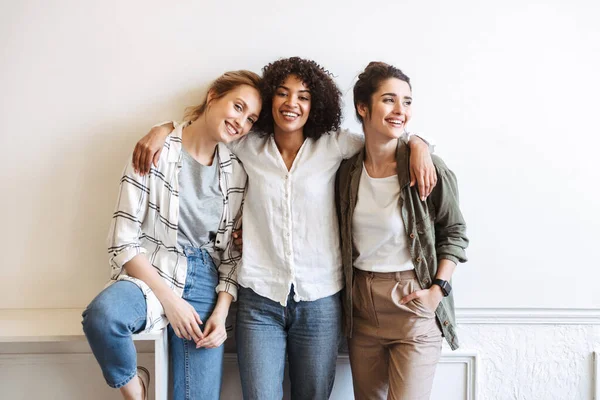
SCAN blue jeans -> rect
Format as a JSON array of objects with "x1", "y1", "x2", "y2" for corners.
[
  {"x1": 235, "y1": 287, "x2": 342, "y2": 400},
  {"x1": 82, "y1": 247, "x2": 223, "y2": 399}
]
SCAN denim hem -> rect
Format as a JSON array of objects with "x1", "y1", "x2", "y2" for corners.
[{"x1": 107, "y1": 368, "x2": 138, "y2": 389}]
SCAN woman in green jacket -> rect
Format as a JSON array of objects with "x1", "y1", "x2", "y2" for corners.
[{"x1": 336, "y1": 62, "x2": 469, "y2": 400}]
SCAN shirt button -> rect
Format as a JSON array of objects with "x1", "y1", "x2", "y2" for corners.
[
  {"x1": 287, "y1": 251, "x2": 291, "y2": 256},
  {"x1": 285, "y1": 175, "x2": 289, "y2": 180},
  {"x1": 286, "y1": 232, "x2": 290, "y2": 237},
  {"x1": 416, "y1": 257, "x2": 422, "y2": 263},
  {"x1": 409, "y1": 233, "x2": 415, "y2": 239},
  {"x1": 443, "y1": 320, "x2": 450, "y2": 327}
]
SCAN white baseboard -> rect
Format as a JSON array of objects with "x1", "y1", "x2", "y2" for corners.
[{"x1": 456, "y1": 308, "x2": 600, "y2": 325}]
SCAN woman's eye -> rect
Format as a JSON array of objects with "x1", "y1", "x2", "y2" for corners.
[
  {"x1": 403, "y1": 100, "x2": 412, "y2": 106},
  {"x1": 247, "y1": 117, "x2": 256, "y2": 124},
  {"x1": 277, "y1": 91, "x2": 287, "y2": 97},
  {"x1": 235, "y1": 104, "x2": 243, "y2": 112},
  {"x1": 384, "y1": 98, "x2": 394, "y2": 103},
  {"x1": 300, "y1": 96, "x2": 310, "y2": 101}
]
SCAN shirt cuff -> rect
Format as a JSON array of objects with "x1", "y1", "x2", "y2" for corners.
[
  {"x1": 152, "y1": 120, "x2": 178, "y2": 129},
  {"x1": 215, "y1": 281, "x2": 238, "y2": 302},
  {"x1": 110, "y1": 246, "x2": 147, "y2": 270}
]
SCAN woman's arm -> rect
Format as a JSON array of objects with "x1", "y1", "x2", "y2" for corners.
[
  {"x1": 400, "y1": 157, "x2": 468, "y2": 310},
  {"x1": 123, "y1": 255, "x2": 204, "y2": 343},
  {"x1": 429, "y1": 159, "x2": 469, "y2": 265},
  {"x1": 132, "y1": 122, "x2": 176, "y2": 174},
  {"x1": 195, "y1": 291, "x2": 233, "y2": 349},
  {"x1": 408, "y1": 135, "x2": 437, "y2": 201}
]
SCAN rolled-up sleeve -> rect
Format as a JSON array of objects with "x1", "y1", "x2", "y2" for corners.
[
  {"x1": 215, "y1": 221, "x2": 243, "y2": 301},
  {"x1": 106, "y1": 155, "x2": 150, "y2": 276},
  {"x1": 216, "y1": 255, "x2": 240, "y2": 301},
  {"x1": 430, "y1": 157, "x2": 468, "y2": 264}
]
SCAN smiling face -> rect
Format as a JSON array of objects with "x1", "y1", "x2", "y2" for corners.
[
  {"x1": 358, "y1": 77, "x2": 412, "y2": 140},
  {"x1": 271, "y1": 74, "x2": 311, "y2": 136},
  {"x1": 205, "y1": 84, "x2": 262, "y2": 144}
]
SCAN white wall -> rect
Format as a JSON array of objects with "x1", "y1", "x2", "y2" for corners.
[{"x1": 1, "y1": 0, "x2": 599, "y2": 399}]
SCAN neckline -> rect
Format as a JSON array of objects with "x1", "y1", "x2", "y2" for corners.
[
  {"x1": 362, "y1": 163, "x2": 397, "y2": 182},
  {"x1": 271, "y1": 136, "x2": 308, "y2": 173}
]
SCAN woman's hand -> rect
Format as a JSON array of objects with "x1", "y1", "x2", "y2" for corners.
[
  {"x1": 400, "y1": 286, "x2": 444, "y2": 313},
  {"x1": 232, "y1": 229, "x2": 243, "y2": 251},
  {"x1": 133, "y1": 124, "x2": 173, "y2": 174},
  {"x1": 196, "y1": 312, "x2": 228, "y2": 349},
  {"x1": 408, "y1": 136, "x2": 437, "y2": 201},
  {"x1": 162, "y1": 294, "x2": 204, "y2": 343}
]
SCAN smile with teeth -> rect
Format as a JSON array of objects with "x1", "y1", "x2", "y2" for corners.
[
  {"x1": 386, "y1": 118, "x2": 404, "y2": 127},
  {"x1": 225, "y1": 122, "x2": 239, "y2": 136},
  {"x1": 281, "y1": 111, "x2": 300, "y2": 120}
]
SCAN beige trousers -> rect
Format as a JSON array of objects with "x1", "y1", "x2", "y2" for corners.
[{"x1": 348, "y1": 269, "x2": 443, "y2": 400}]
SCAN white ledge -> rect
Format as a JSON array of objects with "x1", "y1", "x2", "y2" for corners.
[
  {"x1": 0, "y1": 308, "x2": 163, "y2": 343},
  {"x1": 456, "y1": 308, "x2": 600, "y2": 325}
]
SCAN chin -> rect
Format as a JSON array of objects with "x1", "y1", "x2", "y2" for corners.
[
  {"x1": 278, "y1": 125, "x2": 300, "y2": 134},
  {"x1": 220, "y1": 133, "x2": 236, "y2": 143},
  {"x1": 387, "y1": 128, "x2": 406, "y2": 138}
]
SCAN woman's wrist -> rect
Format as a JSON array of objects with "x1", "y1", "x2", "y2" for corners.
[
  {"x1": 408, "y1": 135, "x2": 428, "y2": 149},
  {"x1": 211, "y1": 293, "x2": 233, "y2": 320},
  {"x1": 154, "y1": 286, "x2": 178, "y2": 305}
]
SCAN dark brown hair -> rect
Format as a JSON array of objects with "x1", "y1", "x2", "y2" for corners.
[{"x1": 353, "y1": 62, "x2": 411, "y2": 123}]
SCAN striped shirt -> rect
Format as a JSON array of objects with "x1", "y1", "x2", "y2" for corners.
[{"x1": 106, "y1": 122, "x2": 246, "y2": 333}]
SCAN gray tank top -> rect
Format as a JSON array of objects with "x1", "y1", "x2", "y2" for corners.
[{"x1": 177, "y1": 148, "x2": 223, "y2": 263}]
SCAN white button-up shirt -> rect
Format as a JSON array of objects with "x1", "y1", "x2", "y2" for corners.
[{"x1": 229, "y1": 129, "x2": 366, "y2": 305}]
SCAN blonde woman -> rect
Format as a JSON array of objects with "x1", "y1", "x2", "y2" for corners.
[{"x1": 82, "y1": 70, "x2": 262, "y2": 400}]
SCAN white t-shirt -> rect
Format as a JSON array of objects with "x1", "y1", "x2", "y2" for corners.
[{"x1": 352, "y1": 164, "x2": 415, "y2": 273}]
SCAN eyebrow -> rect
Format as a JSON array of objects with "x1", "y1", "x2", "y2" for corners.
[
  {"x1": 237, "y1": 98, "x2": 259, "y2": 119},
  {"x1": 381, "y1": 93, "x2": 412, "y2": 100},
  {"x1": 277, "y1": 85, "x2": 311, "y2": 94}
]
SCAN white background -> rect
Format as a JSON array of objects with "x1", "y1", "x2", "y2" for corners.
[
  {"x1": 2, "y1": 0, "x2": 599, "y2": 310},
  {"x1": 1, "y1": 1, "x2": 599, "y2": 399}
]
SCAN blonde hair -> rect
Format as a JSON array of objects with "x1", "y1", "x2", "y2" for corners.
[{"x1": 184, "y1": 70, "x2": 262, "y2": 122}]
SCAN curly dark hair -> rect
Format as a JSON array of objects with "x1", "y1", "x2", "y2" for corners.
[{"x1": 253, "y1": 57, "x2": 343, "y2": 140}]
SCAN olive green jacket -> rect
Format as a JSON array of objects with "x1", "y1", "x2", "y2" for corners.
[{"x1": 335, "y1": 141, "x2": 469, "y2": 350}]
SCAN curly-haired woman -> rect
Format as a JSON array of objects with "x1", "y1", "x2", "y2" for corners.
[{"x1": 132, "y1": 57, "x2": 435, "y2": 400}]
